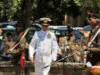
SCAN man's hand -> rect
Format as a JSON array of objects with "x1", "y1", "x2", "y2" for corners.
[
  {"x1": 80, "y1": 29, "x2": 90, "y2": 38},
  {"x1": 29, "y1": 57, "x2": 35, "y2": 64},
  {"x1": 30, "y1": 60, "x2": 34, "y2": 64},
  {"x1": 83, "y1": 45, "x2": 88, "y2": 50}
]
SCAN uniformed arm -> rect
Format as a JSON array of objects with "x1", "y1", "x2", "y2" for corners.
[
  {"x1": 80, "y1": 25, "x2": 92, "y2": 38},
  {"x1": 80, "y1": 29, "x2": 91, "y2": 38},
  {"x1": 51, "y1": 33, "x2": 60, "y2": 61},
  {"x1": 29, "y1": 32, "x2": 37, "y2": 62}
]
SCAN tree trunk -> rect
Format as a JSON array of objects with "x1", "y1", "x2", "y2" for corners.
[{"x1": 18, "y1": 0, "x2": 33, "y2": 29}]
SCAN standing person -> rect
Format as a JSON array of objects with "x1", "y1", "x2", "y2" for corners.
[
  {"x1": 15, "y1": 22, "x2": 30, "y2": 75},
  {"x1": 72, "y1": 16, "x2": 100, "y2": 62},
  {"x1": 81, "y1": 17, "x2": 99, "y2": 47},
  {"x1": 29, "y1": 17, "x2": 59, "y2": 75},
  {"x1": 85, "y1": 17, "x2": 100, "y2": 75}
]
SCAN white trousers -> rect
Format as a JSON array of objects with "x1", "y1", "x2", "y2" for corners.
[{"x1": 35, "y1": 62, "x2": 51, "y2": 75}]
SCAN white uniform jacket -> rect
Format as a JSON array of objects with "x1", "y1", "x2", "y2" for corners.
[{"x1": 29, "y1": 30, "x2": 59, "y2": 65}]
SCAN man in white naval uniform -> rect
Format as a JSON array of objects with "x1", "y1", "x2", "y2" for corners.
[{"x1": 29, "y1": 17, "x2": 59, "y2": 75}]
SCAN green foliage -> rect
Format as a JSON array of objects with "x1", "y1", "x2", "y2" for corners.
[
  {"x1": 62, "y1": 0, "x2": 81, "y2": 18},
  {"x1": 0, "y1": 0, "x2": 100, "y2": 25},
  {"x1": 0, "y1": 0, "x2": 21, "y2": 21},
  {"x1": 73, "y1": 0, "x2": 82, "y2": 6},
  {"x1": 0, "y1": 2, "x2": 3, "y2": 19}
]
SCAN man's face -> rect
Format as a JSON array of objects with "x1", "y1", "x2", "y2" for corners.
[
  {"x1": 42, "y1": 24, "x2": 49, "y2": 31},
  {"x1": 88, "y1": 18, "x2": 97, "y2": 26}
]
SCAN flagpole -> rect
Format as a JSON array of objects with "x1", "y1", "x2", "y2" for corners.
[{"x1": 88, "y1": 29, "x2": 100, "y2": 47}]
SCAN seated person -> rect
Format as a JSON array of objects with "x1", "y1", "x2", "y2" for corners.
[{"x1": 1, "y1": 32, "x2": 17, "y2": 61}]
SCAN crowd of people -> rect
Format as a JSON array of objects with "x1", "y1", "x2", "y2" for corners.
[{"x1": 0, "y1": 9, "x2": 100, "y2": 75}]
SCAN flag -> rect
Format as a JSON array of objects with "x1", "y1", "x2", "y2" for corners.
[{"x1": 20, "y1": 50, "x2": 26, "y2": 69}]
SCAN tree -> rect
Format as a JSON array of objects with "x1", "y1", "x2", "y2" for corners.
[
  {"x1": 0, "y1": 0, "x2": 100, "y2": 26},
  {"x1": 0, "y1": 0, "x2": 21, "y2": 22},
  {"x1": 14, "y1": 0, "x2": 33, "y2": 29},
  {"x1": 33, "y1": 0, "x2": 63, "y2": 25}
]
